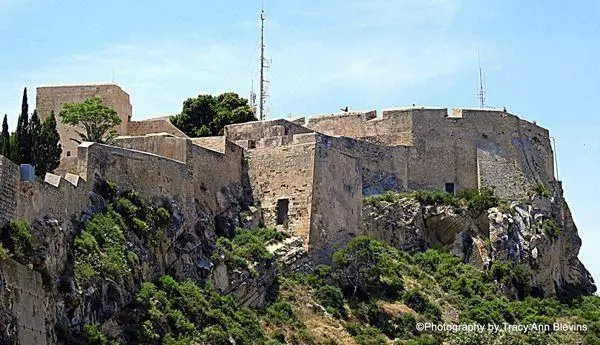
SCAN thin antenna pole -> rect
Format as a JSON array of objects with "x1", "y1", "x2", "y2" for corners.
[
  {"x1": 477, "y1": 47, "x2": 485, "y2": 108},
  {"x1": 259, "y1": 2, "x2": 265, "y2": 121}
]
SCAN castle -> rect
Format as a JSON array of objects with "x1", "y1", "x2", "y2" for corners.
[
  {"x1": 0, "y1": 84, "x2": 571, "y2": 344},
  {"x1": 30, "y1": 84, "x2": 556, "y2": 261}
]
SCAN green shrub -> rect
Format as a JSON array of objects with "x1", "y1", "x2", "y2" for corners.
[
  {"x1": 414, "y1": 190, "x2": 460, "y2": 207},
  {"x1": 115, "y1": 197, "x2": 138, "y2": 217},
  {"x1": 266, "y1": 300, "x2": 298, "y2": 326},
  {"x1": 213, "y1": 226, "x2": 283, "y2": 274},
  {"x1": 464, "y1": 187, "x2": 499, "y2": 216},
  {"x1": 536, "y1": 219, "x2": 562, "y2": 239},
  {"x1": 96, "y1": 179, "x2": 117, "y2": 200},
  {"x1": 532, "y1": 183, "x2": 552, "y2": 198},
  {"x1": 0, "y1": 220, "x2": 34, "y2": 262},
  {"x1": 82, "y1": 323, "x2": 118, "y2": 345},
  {"x1": 488, "y1": 261, "x2": 531, "y2": 299},
  {"x1": 0, "y1": 243, "x2": 9, "y2": 259},
  {"x1": 131, "y1": 276, "x2": 264, "y2": 344},
  {"x1": 345, "y1": 323, "x2": 388, "y2": 345},
  {"x1": 314, "y1": 285, "x2": 345, "y2": 317},
  {"x1": 155, "y1": 207, "x2": 171, "y2": 228},
  {"x1": 332, "y1": 236, "x2": 404, "y2": 300},
  {"x1": 402, "y1": 290, "x2": 441, "y2": 320}
]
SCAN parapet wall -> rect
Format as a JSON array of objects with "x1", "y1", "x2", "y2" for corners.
[
  {"x1": 225, "y1": 119, "x2": 313, "y2": 149},
  {"x1": 304, "y1": 109, "x2": 413, "y2": 146},
  {"x1": 127, "y1": 117, "x2": 188, "y2": 138}
]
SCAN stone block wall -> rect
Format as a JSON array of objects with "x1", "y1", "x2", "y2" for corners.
[
  {"x1": 309, "y1": 137, "x2": 362, "y2": 262},
  {"x1": 127, "y1": 118, "x2": 187, "y2": 138},
  {"x1": 323, "y1": 135, "x2": 410, "y2": 195},
  {"x1": 245, "y1": 134, "x2": 318, "y2": 243},
  {"x1": 36, "y1": 84, "x2": 132, "y2": 159},
  {"x1": 113, "y1": 135, "x2": 189, "y2": 162},
  {"x1": 225, "y1": 119, "x2": 313, "y2": 148},
  {"x1": 408, "y1": 108, "x2": 555, "y2": 198},
  {"x1": 0, "y1": 259, "x2": 47, "y2": 345},
  {"x1": 302, "y1": 106, "x2": 555, "y2": 199},
  {"x1": 304, "y1": 109, "x2": 413, "y2": 146},
  {"x1": 0, "y1": 155, "x2": 19, "y2": 228}
]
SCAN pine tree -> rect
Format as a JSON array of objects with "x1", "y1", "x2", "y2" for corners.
[
  {"x1": 1, "y1": 114, "x2": 9, "y2": 158},
  {"x1": 35, "y1": 111, "x2": 62, "y2": 176},
  {"x1": 14, "y1": 87, "x2": 31, "y2": 164}
]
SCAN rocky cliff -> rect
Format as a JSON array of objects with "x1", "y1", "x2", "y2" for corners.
[{"x1": 359, "y1": 184, "x2": 596, "y2": 300}]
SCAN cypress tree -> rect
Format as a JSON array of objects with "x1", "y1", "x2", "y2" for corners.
[
  {"x1": 1, "y1": 114, "x2": 9, "y2": 158},
  {"x1": 35, "y1": 111, "x2": 62, "y2": 176},
  {"x1": 30, "y1": 109, "x2": 41, "y2": 172},
  {"x1": 14, "y1": 87, "x2": 31, "y2": 164}
]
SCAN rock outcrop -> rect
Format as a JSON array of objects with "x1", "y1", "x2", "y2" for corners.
[{"x1": 360, "y1": 185, "x2": 596, "y2": 299}]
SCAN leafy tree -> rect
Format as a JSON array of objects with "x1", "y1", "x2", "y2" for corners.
[
  {"x1": 32, "y1": 111, "x2": 62, "y2": 176},
  {"x1": 0, "y1": 114, "x2": 9, "y2": 158},
  {"x1": 14, "y1": 87, "x2": 31, "y2": 164},
  {"x1": 171, "y1": 92, "x2": 256, "y2": 137},
  {"x1": 332, "y1": 236, "x2": 404, "y2": 299},
  {"x1": 59, "y1": 97, "x2": 121, "y2": 143}
]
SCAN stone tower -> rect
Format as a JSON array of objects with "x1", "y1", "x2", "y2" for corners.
[{"x1": 36, "y1": 84, "x2": 132, "y2": 158}]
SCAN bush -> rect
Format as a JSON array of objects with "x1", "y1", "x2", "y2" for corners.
[
  {"x1": 464, "y1": 187, "x2": 499, "y2": 216},
  {"x1": 0, "y1": 220, "x2": 34, "y2": 262},
  {"x1": 488, "y1": 261, "x2": 531, "y2": 299},
  {"x1": 82, "y1": 323, "x2": 118, "y2": 345},
  {"x1": 402, "y1": 290, "x2": 441, "y2": 320},
  {"x1": 345, "y1": 323, "x2": 388, "y2": 345},
  {"x1": 130, "y1": 277, "x2": 264, "y2": 345},
  {"x1": 536, "y1": 219, "x2": 562, "y2": 239},
  {"x1": 532, "y1": 183, "x2": 552, "y2": 198},
  {"x1": 332, "y1": 236, "x2": 404, "y2": 300},
  {"x1": 314, "y1": 285, "x2": 345, "y2": 317},
  {"x1": 266, "y1": 300, "x2": 298, "y2": 326},
  {"x1": 213, "y1": 226, "x2": 283, "y2": 274},
  {"x1": 155, "y1": 207, "x2": 171, "y2": 228},
  {"x1": 414, "y1": 190, "x2": 460, "y2": 207}
]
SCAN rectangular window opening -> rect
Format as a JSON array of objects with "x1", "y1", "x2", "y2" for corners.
[
  {"x1": 276, "y1": 199, "x2": 289, "y2": 225},
  {"x1": 445, "y1": 183, "x2": 455, "y2": 195}
]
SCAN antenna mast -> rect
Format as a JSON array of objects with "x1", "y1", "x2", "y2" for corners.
[
  {"x1": 259, "y1": 1, "x2": 270, "y2": 121},
  {"x1": 477, "y1": 47, "x2": 486, "y2": 108}
]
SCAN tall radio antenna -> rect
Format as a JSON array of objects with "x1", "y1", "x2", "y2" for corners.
[
  {"x1": 477, "y1": 47, "x2": 486, "y2": 108},
  {"x1": 259, "y1": 0, "x2": 271, "y2": 121}
]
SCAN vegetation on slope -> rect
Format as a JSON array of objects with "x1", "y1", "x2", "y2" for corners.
[{"x1": 78, "y1": 232, "x2": 600, "y2": 345}]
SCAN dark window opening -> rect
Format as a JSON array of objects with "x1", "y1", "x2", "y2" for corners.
[
  {"x1": 66, "y1": 151, "x2": 71, "y2": 157},
  {"x1": 445, "y1": 183, "x2": 455, "y2": 195},
  {"x1": 248, "y1": 140, "x2": 256, "y2": 149},
  {"x1": 276, "y1": 199, "x2": 289, "y2": 225}
]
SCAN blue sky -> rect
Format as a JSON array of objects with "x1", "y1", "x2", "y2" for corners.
[{"x1": 1, "y1": 0, "x2": 599, "y2": 285}]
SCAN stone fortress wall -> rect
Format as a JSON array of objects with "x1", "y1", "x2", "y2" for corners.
[
  {"x1": 36, "y1": 84, "x2": 185, "y2": 160},
  {"x1": 302, "y1": 106, "x2": 554, "y2": 199},
  {"x1": 0, "y1": 84, "x2": 562, "y2": 343}
]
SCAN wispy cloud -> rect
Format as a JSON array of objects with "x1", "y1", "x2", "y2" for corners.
[{"x1": 0, "y1": 0, "x2": 475, "y2": 124}]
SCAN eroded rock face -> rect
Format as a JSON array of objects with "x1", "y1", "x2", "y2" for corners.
[{"x1": 360, "y1": 188, "x2": 596, "y2": 299}]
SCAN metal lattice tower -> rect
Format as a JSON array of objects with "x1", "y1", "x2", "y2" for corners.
[
  {"x1": 259, "y1": 2, "x2": 270, "y2": 121},
  {"x1": 477, "y1": 48, "x2": 486, "y2": 108}
]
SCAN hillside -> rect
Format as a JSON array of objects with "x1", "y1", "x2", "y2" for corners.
[{"x1": 0, "y1": 183, "x2": 598, "y2": 345}]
